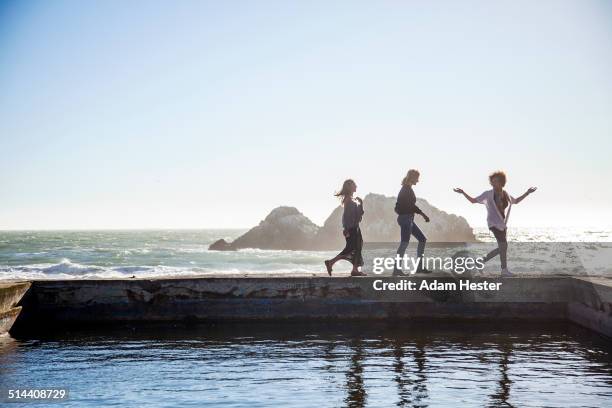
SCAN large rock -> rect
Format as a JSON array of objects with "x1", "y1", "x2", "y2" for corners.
[
  {"x1": 313, "y1": 193, "x2": 476, "y2": 248},
  {"x1": 225, "y1": 206, "x2": 319, "y2": 250},
  {"x1": 209, "y1": 239, "x2": 235, "y2": 251},
  {"x1": 209, "y1": 194, "x2": 477, "y2": 251}
]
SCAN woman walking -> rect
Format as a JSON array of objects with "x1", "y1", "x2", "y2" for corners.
[
  {"x1": 454, "y1": 171, "x2": 536, "y2": 277},
  {"x1": 325, "y1": 179, "x2": 367, "y2": 277},
  {"x1": 393, "y1": 169, "x2": 430, "y2": 276}
]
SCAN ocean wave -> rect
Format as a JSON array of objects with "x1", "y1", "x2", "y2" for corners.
[
  {"x1": 0, "y1": 258, "x2": 325, "y2": 280},
  {"x1": 1, "y1": 259, "x2": 105, "y2": 279},
  {"x1": 13, "y1": 251, "x2": 49, "y2": 257},
  {"x1": 1, "y1": 229, "x2": 611, "y2": 280}
]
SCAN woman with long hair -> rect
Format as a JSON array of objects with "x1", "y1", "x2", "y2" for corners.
[
  {"x1": 454, "y1": 171, "x2": 536, "y2": 277},
  {"x1": 393, "y1": 169, "x2": 430, "y2": 275},
  {"x1": 324, "y1": 179, "x2": 367, "y2": 277}
]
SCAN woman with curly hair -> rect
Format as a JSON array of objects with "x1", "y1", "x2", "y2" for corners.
[{"x1": 454, "y1": 171, "x2": 536, "y2": 277}]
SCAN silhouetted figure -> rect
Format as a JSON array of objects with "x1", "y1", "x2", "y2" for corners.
[
  {"x1": 325, "y1": 179, "x2": 367, "y2": 277},
  {"x1": 454, "y1": 171, "x2": 536, "y2": 277},
  {"x1": 394, "y1": 169, "x2": 430, "y2": 276}
]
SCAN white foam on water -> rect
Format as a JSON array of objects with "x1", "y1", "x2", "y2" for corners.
[{"x1": 0, "y1": 258, "x2": 327, "y2": 280}]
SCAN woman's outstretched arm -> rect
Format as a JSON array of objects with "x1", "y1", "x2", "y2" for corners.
[
  {"x1": 511, "y1": 187, "x2": 537, "y2": 204},
  {"x1": 453, "y1": 188, "x2": 478, "y2": 203}
]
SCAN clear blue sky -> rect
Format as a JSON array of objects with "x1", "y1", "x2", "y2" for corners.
[{"x1": 1, "y1": 0, "x2": 611, "y2": 229}]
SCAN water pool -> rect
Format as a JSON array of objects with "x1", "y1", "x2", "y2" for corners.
[{"x1": 1, "y1": 322, "x2": 610, "y2": 407}]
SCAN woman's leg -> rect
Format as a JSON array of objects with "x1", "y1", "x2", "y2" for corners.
[
  {"x1": 350, "y1": 228, "x2": 366, "y2": 276},
  {"x1": 328, "y1": 228, "x2": 365, "y2": 275},
  {"x1": 411, "y1": 223, "x2": 427, "y2": 259},
  {"x1": 411, "y1": 223, "x2": 428, "y2": 271},
  {"x1": 496, "y1": 229, "x2": 508, "y2": 269},
  {"x1": 328, "y1": 253, "x2": 343, "y2": 266},
  {"x1": 483, "y1": 228, "x2": 508, "y2": 269},
  {"x1": 326, "y1": 231, "x2": 353, "y2": 274},
  {"x1": 327, "y1": 252, "x2": 345, "y2": 268},
  {"x1": 353, "y1": 228, "x2": 363, "y2": 267},
  {"x1": 350, "y1": 240, "x2": 360, "y2": 272},
  {"x1": 482, "y1": 247, "x2": 500, "y2": 263},
  {"x1": 395, "y1": 216, "x2": 413, "y2": 270}
]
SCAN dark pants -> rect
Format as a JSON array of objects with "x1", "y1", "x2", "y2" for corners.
[
  {"x1": 483, "y1": 227, "x2": 508, "y2": 269},
  {"x1": 396, "y1": 214, "x2": 426, "y2": 267},
  {"x1": 336, "y1": 227, "x2": 363, "y2": 267}
]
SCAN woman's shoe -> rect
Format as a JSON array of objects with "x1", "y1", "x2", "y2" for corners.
[
  {"x1": 351, "y1": 270, "x2": 367, "y2": 277},
  {"x1": 501, "y1": 268, "x2": 514, "y2": 277},
  {"x1": 324, "y1": 260, "x2": 333, "y2": 276}
]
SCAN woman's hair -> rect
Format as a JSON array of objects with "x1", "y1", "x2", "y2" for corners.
[
  {"x1": 401, "y1": 169, "x2": 420, "y2": 186},
  {"x1": 490, "y1": 171, "x2": 509, "y2": 208},
  {"x1": 489, "y1": 171, "x2": 507, "y2": 187},
  {"x1": 334, "y1": 179, "x2": 355, "y2": 204}
]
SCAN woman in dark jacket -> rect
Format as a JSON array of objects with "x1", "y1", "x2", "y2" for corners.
[
  {"x1": 394, "y1": 169, "x2": 430, "y2": 276},
  {"x1": 324, "y1": 179, "x2": 367, "y2": 277}
]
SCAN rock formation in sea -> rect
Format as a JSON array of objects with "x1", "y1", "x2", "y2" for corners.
[
  {"x1": 210, "y1": 206, "x2": 319, "y2": 250},
  {"x1": 209, "y1": 193, "x2": 476, "y2": 251}
]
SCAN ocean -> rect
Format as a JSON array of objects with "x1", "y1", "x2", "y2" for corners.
[
  {"x1": 2, "y1": 230, "x2": 612, "y2": 407},
  {"x1": 1, "y1": 227, "x2": 611, "y2": 280}
]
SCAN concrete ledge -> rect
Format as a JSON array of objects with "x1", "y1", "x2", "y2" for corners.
[
  {"x1": 8, "y1": 276, "x2": 612, "y2": 340},
  {"x1": 0, "y1": 307, "x2": 22, "y2": 335},
  {"x1": 567, "y1": 277, "x2": 612, "y2": 338},
  {"x1": 568, "y1": 303, "x2": 612, "y2": 338},
  {"x1": 0, "y1": 282, "x2": 31, "y2": 335},
  {"x1": 13, "y1": 277, "x2": 571, "y2": 329},
  {"x1": 0, "y1": 282, "x2": 31, "y2": 312}
]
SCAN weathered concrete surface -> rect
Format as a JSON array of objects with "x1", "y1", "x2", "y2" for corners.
[
  {"x1": 567, "y1": 277, "x2": 612, "y2": 338},
  {"x1": 0, "y1": 282, "x2": 31, "y2": 335},
  {"x1": 0, "y1": 307, "x2": 22, "y2": 334},
  {"x1": 9, "y1": 276, "x2": 612, "y2": 339},
  {"x1": 12, "y1": 276, "x2": 574, "y2": 334},
  {"x1": 0, "y1": 282, "x2": 31, "y2": 312}
]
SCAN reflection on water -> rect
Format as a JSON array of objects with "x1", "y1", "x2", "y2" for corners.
[
  {"x1": 0, "y1": 322, "x2": 611, "y2": 407},
  {"x1": 393, "y1": 340, "x2": 428, "y2": 407}
]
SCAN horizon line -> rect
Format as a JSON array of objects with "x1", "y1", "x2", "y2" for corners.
[{"x1": 0, "y1": 224, "x2": 608, "y2": 232}]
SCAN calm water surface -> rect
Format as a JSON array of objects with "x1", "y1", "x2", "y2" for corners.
[{"x1": 1, "y1": 322, "x2": 611, "y2": 407}]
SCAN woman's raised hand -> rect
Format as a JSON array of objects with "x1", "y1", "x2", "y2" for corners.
[
  {"x1": 527, "y1": 187, "x2": 537, "y2": 194},
  {"x1": 453, "y1": 188, "x2": 464, "y2": 194}
]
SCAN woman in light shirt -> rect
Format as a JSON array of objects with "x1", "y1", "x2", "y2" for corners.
[
  {"x1": 324, "y1": 179, "x2": 367, "y2": 277},
  {"x1": 454, "y1": 171, "x2": 536, "y2": 277}
]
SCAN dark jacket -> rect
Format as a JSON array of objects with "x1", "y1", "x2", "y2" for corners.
[
  {"x1": 395, "y1": 185, "x2": 423, "y2": 215},
  {"x1": 342, "y1": 199, "x2": 364, "y2": 229}
]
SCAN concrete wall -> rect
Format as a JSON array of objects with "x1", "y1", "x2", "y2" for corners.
[
  {"x1": 567, "y1": 277, "x2": 612, "y2": 338},
  {"x1": 13, "y1": 277, "x2": 572, "y2": 330},
  {"x1": 0, "y1": 282, "x2": 31, "y2": 335},
  {"x1": 9, "y1": 276, "x2": 612, "y2": 339}
]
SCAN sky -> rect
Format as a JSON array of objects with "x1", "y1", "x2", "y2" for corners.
[{"x1": 1, "y1": 0, "x2": 611, "y2": 230}]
